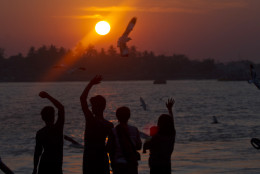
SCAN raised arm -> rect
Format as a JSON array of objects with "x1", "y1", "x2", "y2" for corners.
[
  {"x1": 32, "y1": 134, "x2": 43, "y2": 174},
  {"x1": 166, "y1": 98, "x2": 175, "y2": 126},
  {"x1": 80, "y1": 75, "x2": 102, "y2": 119},
  {"x1": 39, "y1": 91, "x2": 65, "y2": 128}
]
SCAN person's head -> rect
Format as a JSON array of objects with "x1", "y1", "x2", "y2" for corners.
[
  {"x1": 41, "y1": 106, "x2": 55, "y2": 125},
  {"x1": 157, "y1": 114, "x2": 174, "y2": 136},
  {"x1": 116, "y1": 106, "x2": 130, "y2": 124},
  {"x1": 90, "y1": 95, "x2": 106, "y2": 116}
]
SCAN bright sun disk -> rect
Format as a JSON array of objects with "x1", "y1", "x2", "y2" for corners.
[{"x1": 95, "y1": 21, "x2": 110, "y2": 35}]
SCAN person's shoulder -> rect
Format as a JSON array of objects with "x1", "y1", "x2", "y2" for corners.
[
  {"x1": 103, "y1": 119, "x2": 114, "y2": 128},
  {"x1": 37, "y1": 127, "x2": 45, "y2": 133},
  {"x1": 128, "y1": 124, "x2": 138, "y2": 129},
  {"x1": 127, "y1": 125, "x2": 139, "y2": 133},
  {"x1": 104, "y1": 119, "x2": 113, "y2": 124},
  {"x1": 36, "y1": 126, "x2": 49, "y2": 135}
]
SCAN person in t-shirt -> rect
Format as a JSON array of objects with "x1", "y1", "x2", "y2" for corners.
[{"x1": 107, "y1": 106, "x2": 142, "y2": 174}]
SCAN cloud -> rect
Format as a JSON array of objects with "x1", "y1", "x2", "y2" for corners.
[
  {"x1": 189, "y1": 0, "x2": 248, "y2": 10},
  {"x1": 53, "y1": 14, "x2": 104, "y2": 19},
  {"x1": 82, "y1": 6, "x2": 135, "y2": 12},
  {"x1": 81, "y1": 6, "x2": 202, "y2": 14},
  {"x1": 81, "y1": 1, "x2": 248, "y2": 14},
  {"x1": 74, "y1": 14, "x2": 103, "y2": 19},
  {"x1": 54, "y1": 1, "x2": 249, "y2": 20}
]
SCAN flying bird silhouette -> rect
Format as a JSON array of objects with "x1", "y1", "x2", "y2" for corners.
[
  {"x1": 248, "y1": 64, "x2": 260, "y2": 90},
  {"x1": 140, "y1": 97, "x2": 147, "y2": 111},
  {"x1": 117, "y1": 17, "x2": 137, "y2": 57}
]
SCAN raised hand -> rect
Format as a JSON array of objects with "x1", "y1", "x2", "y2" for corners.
[
  {"x1": 166, "y1": 98, "x2": 175, "y2": 110},
  {"x1": 39, "y1": 91, "x2": 49, "y2": 98},
  {"x1": 90, "y1": 75, "x2": 103, "y2": 86}
]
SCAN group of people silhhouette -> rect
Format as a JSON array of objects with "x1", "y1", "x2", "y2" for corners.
[{"x1": 29, "y1": 75, "x2": 176, "y2": 174}]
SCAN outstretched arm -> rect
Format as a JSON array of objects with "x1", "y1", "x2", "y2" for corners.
[
  {"x1": 80, "y1": 75, "x2": 102, "y2": 119},
  {"x1": 166, "y1": 98, "x2": 175, "y2": 127},
  {"x1": 39, "y1": 91, "x2": 65, "y2": 128}
]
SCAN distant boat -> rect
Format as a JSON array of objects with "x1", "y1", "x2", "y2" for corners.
[{"x1": 153, "y1": 79, "x2": 167, "y2": 84}]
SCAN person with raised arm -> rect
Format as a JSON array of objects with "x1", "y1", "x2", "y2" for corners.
[
  {"x1": 143, "y1": 98, "x2": 176, "y2": 174},
  {"x1": 80, "y1": 75, "x2": 114, "y2": 174},
  {"x1": 32, "y1": 91, "x2": 65, "y2": 174}
]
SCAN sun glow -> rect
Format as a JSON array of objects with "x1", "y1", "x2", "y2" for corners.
[{"x1": 95, "y1": 21, "x2": 110, "y2": 35}]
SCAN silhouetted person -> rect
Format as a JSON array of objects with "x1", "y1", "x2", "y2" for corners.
[
  {"x1": 80, "y1": 75, "x2": 114, "y2": 174},
  {"x1": 0, "y1": 157, "x2": 14, "y2": 174},
  {"x1": 143, "y1": 98, "x2": 176, "y2": 174},
  {"x1": 32, "y1": 91, "x2": 65, "y2": 174},
  {"x1": 107, "y1": 106, "x2": 142, "y2": 174}
]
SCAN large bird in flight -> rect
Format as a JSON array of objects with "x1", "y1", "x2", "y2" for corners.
[{"x1": 117, "y1": 17, "x2": 137, "y2": 57}]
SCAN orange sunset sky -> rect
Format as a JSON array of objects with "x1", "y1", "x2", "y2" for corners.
[{"x1": 0, "y1": 0, "x2": 260, "y2": 62}]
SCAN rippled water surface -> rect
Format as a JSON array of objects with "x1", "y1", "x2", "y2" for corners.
[{"x1": 0, "y1": 80, "x2": 260, "y2": 173}]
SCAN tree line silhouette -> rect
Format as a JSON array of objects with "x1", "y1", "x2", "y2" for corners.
[{"x1": 0, "y1": 44, "x2": 258, "y2": 82}]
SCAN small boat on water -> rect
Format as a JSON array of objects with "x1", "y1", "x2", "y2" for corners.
[{"x1": 153, "y1": 79, "x2": 167, "y2": 84}]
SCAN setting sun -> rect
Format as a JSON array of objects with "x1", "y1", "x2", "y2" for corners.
[{"x1": 95, "y1": 21, "x2": 110, "y2": 35}]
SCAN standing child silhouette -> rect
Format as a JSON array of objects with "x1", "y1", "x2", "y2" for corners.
[
  {"x1": 32, "y1": 91, "x2": 65, "y2": 174},
  {"x1": 143, "y1": 98, "x2": 176, "y2": 174}
]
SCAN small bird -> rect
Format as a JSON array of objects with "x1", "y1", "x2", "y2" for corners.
[
  {"x1": 248, "y1": 64, "x2": 260, "y2": 89},
  {"x1": 117, "y1": 17, "x2": 137, "y2": 57}
]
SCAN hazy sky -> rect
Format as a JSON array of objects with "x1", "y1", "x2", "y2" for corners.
[{"x1": 1, "y1": 0, "x2": 260, "y2": 62}]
